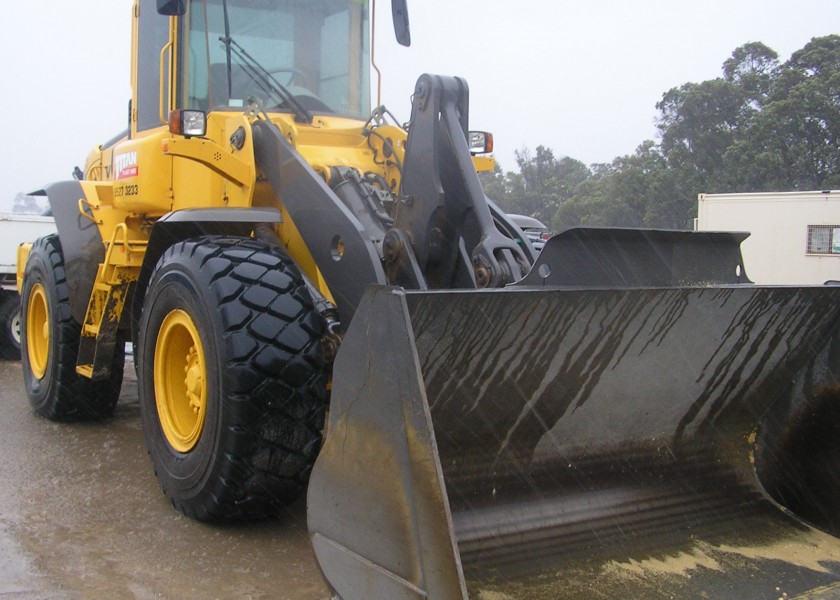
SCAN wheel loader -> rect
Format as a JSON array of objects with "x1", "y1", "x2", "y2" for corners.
[{"x1": 16, "y1": 0, "x2": 840, "y2": 598}]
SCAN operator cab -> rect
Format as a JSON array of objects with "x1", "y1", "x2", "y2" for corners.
[
  {"x1": 180, "y1": 0, "x2": 371, "y2": 119},
  {"x1": 141, "y1": 0, "x2": 372, "y2": 134}
]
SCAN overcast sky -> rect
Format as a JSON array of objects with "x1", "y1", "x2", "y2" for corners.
[{"x1": 2, "y1": 0, "x2": 838, "y2": 203}]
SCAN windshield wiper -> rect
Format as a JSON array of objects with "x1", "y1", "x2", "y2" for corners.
[
  {"x1": 221, "y1": 37, "x2": 314, "y2": 124},
  {"x1": 218, "y1": 0, "x2": 312, "y2": 124}
]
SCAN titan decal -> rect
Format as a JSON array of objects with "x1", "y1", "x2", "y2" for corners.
[{"x1": 114, "y1": 152, "x2": 138, "y2": 180}]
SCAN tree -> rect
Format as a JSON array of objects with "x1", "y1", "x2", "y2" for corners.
[
  {"x1": 748, "y1": 36, "x2": 840, "y2": 189},
  {"x1": 483, "y1": 146, "x2": 591, "y2": 226},
  {"x1": 722, "y1": 41, "x2": 780, "y2": 106},
  {"x1": 555, "y1": 141, "x2": 684, "y2": 229},
  {"x1": 656, "y1": 78, "x2": 745, "y2": 195}
]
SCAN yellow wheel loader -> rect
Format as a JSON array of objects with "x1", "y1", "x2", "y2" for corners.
[{"x1": 16, "y1": 0, "x2": 840, "y2": 597}]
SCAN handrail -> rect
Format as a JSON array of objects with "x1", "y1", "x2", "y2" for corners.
[
  {"x1": 159, "y1": 39, "x2": 173, "y2": 125},
  {"x1": 77, "y1": 198, "x2": 101, "y2": 224}
]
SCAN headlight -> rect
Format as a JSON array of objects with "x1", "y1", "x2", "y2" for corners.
[
  {"x1": 468, "y1": 131, "x2": 493, "y2": 155},
  {"x1": 169, "y1": 110, "x2": 207, "y2": 138}
]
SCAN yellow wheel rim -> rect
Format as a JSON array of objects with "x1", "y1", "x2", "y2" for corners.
[
  {"x1": 154, "y1": 309, "x2": 207, "y2": 453},
  {"x1": 26, "y1": 283, "x2": 49, "y2": 379}
]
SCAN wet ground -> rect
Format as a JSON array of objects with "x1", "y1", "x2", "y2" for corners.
[{"x1": 0, "y1": 358, "x2": 333, "y2": 600}]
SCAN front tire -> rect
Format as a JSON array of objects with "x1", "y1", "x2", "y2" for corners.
[
  {"x1": 138, "y1": 236, "x2": 328, "y2": 521},
  {"x1": 20, "y1": 235, "x2": 124, "y2": 420}
]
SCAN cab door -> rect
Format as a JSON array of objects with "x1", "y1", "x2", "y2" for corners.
[{"x1": 110, "y1": 0, "x2": 174, "y2": 215}]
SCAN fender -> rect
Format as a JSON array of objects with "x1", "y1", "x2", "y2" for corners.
[
  {"x1": 130, "y1": 207, "x2": 284, "y2": 343},
  {"x1": 35, "y1": 181, "x2": 105, "y2": 324}
]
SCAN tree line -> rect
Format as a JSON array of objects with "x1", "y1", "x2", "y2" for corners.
[{"x1": 482, "y1": 35, "x2": 840, "y2": 231}]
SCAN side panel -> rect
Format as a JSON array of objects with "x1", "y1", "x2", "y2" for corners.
[
  {"x1": 109, "y1": 131, "x2": 173, "y2": 214},
  {"x1": 308, "y1": 286, "x2": 468, "y2": 600}
]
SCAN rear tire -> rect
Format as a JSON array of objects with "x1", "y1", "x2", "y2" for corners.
[
  {"x1": 137, "y1": 236, "x2": 328, "y2": 521},
  {"x1": 0, "y1": 292, "x2": 21, "y2": 360},
  {"x1": 20, "y1": 235, "x2": 124, "y2": 420}
]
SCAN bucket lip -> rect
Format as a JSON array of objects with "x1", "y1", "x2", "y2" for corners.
[
  {"x1": 553, "y1": 224, "x2": 750, "y2": 239},
  {"x1": 398, "y1": 283, "x2": 831, "y2": 297}
]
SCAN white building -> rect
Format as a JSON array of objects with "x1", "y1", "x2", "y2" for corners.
[{"x1": 695, "y1": 190, "x2": 840, "y2": 285}]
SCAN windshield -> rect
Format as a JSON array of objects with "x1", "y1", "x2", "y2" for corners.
[{"x1": 180, "y1": 0, "x2": 371, "y2": 120}]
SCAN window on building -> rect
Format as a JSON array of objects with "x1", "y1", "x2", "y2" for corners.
[{"x1": 806, "y1": 225, "x2": 840, "y2": 255}]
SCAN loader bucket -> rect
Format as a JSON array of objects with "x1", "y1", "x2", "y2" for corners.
[{"x1": 308, "y1": 281, "x2": 840, "y2": 599}]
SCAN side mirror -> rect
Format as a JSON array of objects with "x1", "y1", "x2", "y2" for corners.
[
  {"x1": 157, "y1": 0, "x2": 187, "y2": 16},
  {"x1": 391, "y1": 0, "x2": 411, "y2": 47}
]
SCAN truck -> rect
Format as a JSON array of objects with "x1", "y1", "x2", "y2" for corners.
[
  {"x1": 16, "y1": 1, "x2": 840, "y2": 598},
  {"x1": 0, "y1": 195, "x2": 55, "y2": 358},
  {"x1": 695, "y1": 189, "x2": 840, "y2": 284}
]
